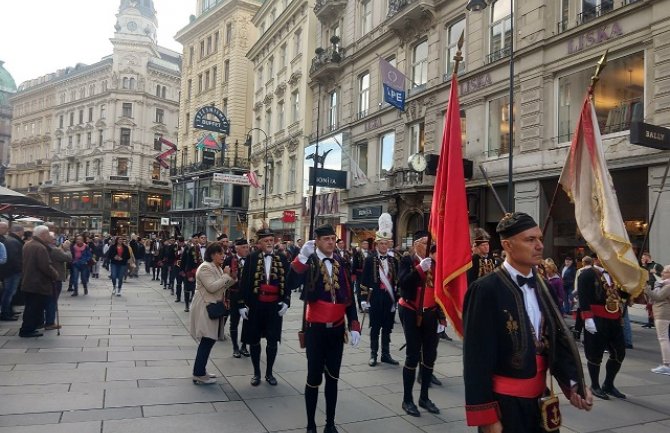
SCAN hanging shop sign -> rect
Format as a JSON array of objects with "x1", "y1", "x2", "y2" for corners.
[
  {"x1": 630, "y1": 122, "x2": 670, "y2": 150},
  {"x1": 308, "y1": 167, "x2": 348, "y2": 189},
  {"x1": 352, "y1": 205, "x2": 383, "y2": 220},
  {"x1": 193, "y1": 105, "x2": 230, "y2": 134},
  {"x1": 282, "y1": 210, "x2": 297, "y2": 223}
]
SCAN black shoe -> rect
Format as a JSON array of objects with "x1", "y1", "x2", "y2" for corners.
[
  {"x1": 323, "y1": 424, "x2": 339, "y2": 433},
  {"x1": 430, "y1": 374, "x2": 442, "y2": 386},
  {"x1": 71, "y1": 292, "x2": 78, "y2": 297},
  {"x1": 184, "y1": 307, "x2": 190, "y2": 312},
  {"x1": 84, "y1": 287, "x2": 88, "y2": 295},
  {"x1": 602, "y1": 384, "x2": 626, "y2": 399},
  {"x1": 369, "y1": 357, "x2": 377, "y2": 367},
  {"x1": 381, "y1": 354, "x2": 399, "y2": 365},
  {"x1": 265, "y1": 375, "x2": 278, "y2": 386},
  {"x1": 250, "y1": 375, "x2": 261, "y2": 386},
  {"x1": 240, "y1": 347, "x2": 250, "y2": 357},
  {"x1": 418, "y1": 398, "x2": 440, "y2": 414},
  {"x1": 175, "y1": 299, "x2": 181, "y2": 303},
  {"x1": 439, "y1": 332, "x2": 453, "y2": 341},
  {"x1": 402, "y1": 401, "x2": 420, "y2": 417},
  {"x1": 19, "y1": 331, "x2": 43, "y2": 338},
  {"x1": 625, "y1": 343, "x2": 633, "y2": 349},
  {"x1": 642, "y1": 324, "x2": 654, "y2": 329},
  {"x1": 591, "y1": 387, "x2": 610, "y2": 400},
  {"x1": 0, "y1": 315, "x2": 18, "y2": 321},
  {"x1": 306, "y1": 427, "x2": 317, "y2": 433},
  {"x1": 67, "y1": 287, "x2": 74, "y2": 292},
  {"x1": 233, "y1": 350, "x2": 241, "y2": 358}
]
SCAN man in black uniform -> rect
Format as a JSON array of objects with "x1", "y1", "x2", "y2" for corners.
[
  {"x1": 181, "y1": 233, "x2": 204, "y2": 312},
  {"x1": 351, "y1": 240, "x2": 369, "y2": 311},
  {"x1": 239, "y1": 228, "x2": 290, "y2": 386},
  {"x1": 463, "y1": 213, "x2": 592, "y2": 433},
  {"x1": 288, "y1": 224, "x2": 360, "y2": 433},
  {"x1": 360, "y1": 216, "x2": 399, "y2": 367},
  {"x1": 578, "y1": 256, "x2": 627, "y2": 400},
  {"x1": 466, "y1": 227, "x2": 495, "y2": 286},
  {"x1": 170, "y1": 237, "x2": 185, "y2": 302},
  {"x1": 224, "y1": 238, "x2": 250, "y2": 358}
]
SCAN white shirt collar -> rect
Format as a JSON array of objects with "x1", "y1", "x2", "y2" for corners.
[
  {"x1": 316, "y1": 249, "x2": 334, "y2": 260},
  {"x1": 502, "y1": 260, "x2": 534, "y2": 281}
]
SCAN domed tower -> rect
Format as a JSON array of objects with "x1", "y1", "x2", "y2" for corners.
[
  {"x1": 114, "y1": 0, "x2": 158, "y2": 44},
  {"x1": 0, "y1": 60, "x2": 17, "y2": 172}
]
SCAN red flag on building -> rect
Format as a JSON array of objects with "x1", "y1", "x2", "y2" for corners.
[{"x1": 429, "y1": 73, "x2": 472, "y2": 338}]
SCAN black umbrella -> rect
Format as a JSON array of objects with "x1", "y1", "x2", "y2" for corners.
[
  {"x1": 0, "y1": 203, "x2": 71, "y2": 221},
  {"x1": 0, "y1": 186, "x2": 46, "y2": 206}
]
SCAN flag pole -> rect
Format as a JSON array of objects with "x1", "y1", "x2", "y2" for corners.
[
  {"x1": 478, "y1": 165, "x2": 507, "y2": 214},
  {"x1": 542, "y1": 49, "x2": 609, "y2": 237}
]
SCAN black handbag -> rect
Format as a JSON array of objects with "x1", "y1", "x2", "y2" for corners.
[{"x1": 206, "y1": 302, "x2": 228, "y2": 319}]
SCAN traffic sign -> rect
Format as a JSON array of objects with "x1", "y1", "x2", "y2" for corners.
[{"x1": 212, "y1": 173, "x2": 251, "y2": 185}]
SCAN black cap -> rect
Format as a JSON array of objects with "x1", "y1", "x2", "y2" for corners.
[
  {"x1": 496, "y1": 212, "x2": 538, "y2": 239},
  {"x1": 413, "y1": 230, "x2": 428, "y2": 242},
  {"x1": 314, "y1": 224, "x2": 336, "y2": 237},
  {"x1": 256, "y1": 228, "x2": 274, "y2": 240},
  {"x1": 234, "y1": 238, "x2": 248, "y2": 246},
  {"x1": 177, "y1": 236, "x2": 184, "y2": 242},
  {"x1": 217, "y1": 233, "x2": 228, "y2": 241},
  {"x1": 473, "y1": 227, "x2": 490, "y2": 245},
  {"x1": 191, "y1": 232, "x2": 200, "y2": 239}
]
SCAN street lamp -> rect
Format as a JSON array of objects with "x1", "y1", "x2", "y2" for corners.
[
  {"x1": 467, "y1": 0, "x2": 515, "y2": 212},
  {"x1": 244, "y1": 127, "x2": 270, "y2": 220}
]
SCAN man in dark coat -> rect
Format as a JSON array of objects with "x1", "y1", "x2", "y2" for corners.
[
  {"x1": 463, "y1": 213, "x2": 592, "y2": 433},
  {"x1": 19, "y1": 226, "x2": 59, "y2": 338},
  {"x1": 466, "y1": 227, "x2": 495, "y2": 286},
  {"x1": 239, "y1": 228, "x2": 290, "y2": 386},
  {"x1": 223, "y1": 238, "x2": 250, "y2": 358},
  {"x1": 561, "y1": 256, "x2": 577, "y2": 314},
  {"x1": 0, "y1": 224, "x2": 25, "y2": 321}
]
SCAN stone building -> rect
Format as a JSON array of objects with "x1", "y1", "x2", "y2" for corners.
[
  {"x1": 7, "y1": 0, "x2": 181, "y2": 236},
  {"x1": 0, "y1": 61, "x2": 16, "y2": 186},
  {"x1": 308, "y1": 0, "x2": 670, "y2": 260},
  {"x1": 170, "y1": 0, "x2": 260, "y2": 239},
  {"x1": 245, "y1": 0, "x2": 318, "y2": 240}
]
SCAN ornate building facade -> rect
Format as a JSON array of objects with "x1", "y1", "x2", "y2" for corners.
[
  {"x1": 246, "y1": 0, "x2": 317, "y2": 240},
  {"x1": 309, "y1": 0, "x2": 670, "y2": 259},
  {"x1": 7, "y1": 0, "x2": 181, "y2": 236},
  {"x1": 0, "y1": 61, "x2": 16, "y2": 185},
  {"x1": 170, "y1": 0, "x2": 260, "y2": 239}
]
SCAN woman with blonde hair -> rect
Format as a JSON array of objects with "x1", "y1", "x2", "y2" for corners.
[{"x1": 646, "y1": 265, "x2": 670, "y2": 375}]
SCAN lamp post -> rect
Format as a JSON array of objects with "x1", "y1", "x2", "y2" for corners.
[
  {"x1": 244, "y1": 127, "x2": 270, "y2": 220},
  {"x1": 466, "y1": 0, "x2": 515, "y2": 212}
]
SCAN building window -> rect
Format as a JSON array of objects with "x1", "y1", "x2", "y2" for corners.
[
  {"x1": 580, "y1": 0, "x2": 614, "y2": 25},
  {"x1": 98, "y1": 130, "x2": 104, "y2": 146},
  {"x1": 205, "y1": 71, "x2": 210, "y2": 89},
  {"x1": 155, "y1": 108, "x2": 164, "y2": 124},
  {"x1": 154, "y1": 134, "x2": 163, "y2": 151},
  {"x1": 446, "y1": 18, "x2": 466, "y2": 77},
  {"x1": 214, "y1": 31, "x2": 220, "y2": 51},
  {"x1": 207, "y1": 36, "x2": 212, "y2": 55},
  {"x1": 198, "y1": 74, "x2": 203, "y2": 93},
  {"x1": 380, "y1": 132, "x2": 395, "y2": 177},
  {"x1": 189, "y1": 46, "x2": 194, "y2": 66},
  {"x1": 57, "y1": 138, "x2": 62, "y2": 152},
  {"x1": 122, "y1": 103, "x2": 132, "y2": 118},
  {"x1": 152, "y1": 162, "x2": 161, "y2": 180},
  {"x1": 278, "y1": 101, "x2": 285, "y2": 130},
  {"x1": 117, "y1": 158, "x2": 129, "y2": 176},
  {"x1": 224, "y1": 60, "x2": 230, "y2": 82},
  {"x1": 328, "y1": 91, "x2": 338, "y2": 130},
  {"x1": 409, "y1": 122, "x2": 425, "y2": 154},
  {"x1": 489, "y1": 0, "x2": 512, "y2": 62},
  {"x1": 266, "y1": 109, "x2": 272, "y2": 135},
  {"x1": 69, "y1": 112, "x2": 74, "y2": 126},
  {"x1": 275, "y1": 161, "x2": 282, "y2": 194},
  {"x1": 200, "y1": 40, "x2": 205, "y2": 58},
  {"x1": 412, "y1": 40, "x2": 428, "y2": 88},
  {"x1": 361, "y1": 0, "x2": 373, "y2": 36},
  {"x1": 226, "y1": 22, "x2": 233, "y2": 44},
  {"x1": 100, "y1": 104, "x2": 106, "y2": 119},
  {"x1": 161, "y1": 86, "x2": 166, "y2": 99},
  {"x1": 156, "y1": 85, "x2": 161, "y2": 97},
  {"x1": 120, "y1": 128, "x2": 131, "y2": 147},
  {"x1": 123, "y1": 77, "x2": 129, "y2": 89},
  {"x1": 292, "y1": 91, "x2": 300, "y2": 123},
  {"x1": 559, "y1": 0, "x2": 570, "y2": 32},
  {"x1": 358, "y1": 72, "x2": 370, "y2": 118},
  {"x1": 78, "y1": 109, "x2": 84, "y2": 124},
  {"x1": 76, "y1": 133, "x2": 81, "y2": 146},
  {"x1": 59, "y1": 115, "x2": 64, "y2": 128},
  {"x1": 86, "y1": 132, "x2": 92, "y2": 147},
  {"x1": 187, "y1": 79, "x2": 192, "y2": 98},
  {"x1": 488, "y1": 95, "x2": 512, "y2": 156},
  {"x1": 558, "y1": 51, "x2": 643, "y2": 142},
  {"x1": 223, "y1": 98, "x2": 228, "y2": 115},
  {"x1": 112, "y1": 192, "x2": 130, "y2": 210},
  {"x1": 355, "y1": 142, "x2": 368, "y2": 176},
  {"x1": 280, "y1": 44, "x2": 287, "y2": 69},
  {"x1": 88, "y1": 107, "x2": 94, "y2": 122},
  {"x1": 268, "y1": 57, "x2": 274, "y2": 81},
  {"x1": 294, "y1": 29, "x2": 302, "y2": 57},
  {"x1": 288, "y1": 156, "x2": 296, "y2": 192},
  {"x1": 85, "y1": 161, "x2": 90, "y2": 177},
  {"x1": 212, "y1": 66, "x2": 218, "y2": 87},
  {"x1": 102, "y1": 81, "x2": 107, "y2": 92}
]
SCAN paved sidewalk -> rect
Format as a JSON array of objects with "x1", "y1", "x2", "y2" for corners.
[{"x1": 1, "y1": 273, "x2": 669, "y2": 433}]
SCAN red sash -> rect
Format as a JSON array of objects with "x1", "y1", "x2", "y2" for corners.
[
  {"x1": 306, "y1": 300, "x2": 346, "y2": 324},
  {"x1": 492, "y1": 355, "x2": 547, "y2": 398},
  {"x1": 258, "y1": 284, "x2": 280, "y2": 303}
]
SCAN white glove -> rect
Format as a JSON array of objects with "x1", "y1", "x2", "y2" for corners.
[
  {"x1": 437, "y1": 323, "x2": 446, "y2": 334},
  {"x1": 239, "y1": 307, "x2": 249, "y2": 321},
  {"x1": 300, "y1": 240, "x2": 316, "y2": 258},
  {"x1": 419, "y1": 257, "x2": 433, "y2": 272},
  {"x1": 350, "y1": 330, "x2": 361, "y2": 348},
  {"x1": 278, "y1": 302, "x2": 289, "y2": 317},
  {"x1": 360, "y1": 301, "x2": 370, "y2": 311},
  {"x1": 584, "y1": 318, "x2": 597, "y2": 334}
]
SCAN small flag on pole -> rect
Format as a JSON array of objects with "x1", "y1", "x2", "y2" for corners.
[
  {"x1": 380, "y1": 57, "x2": 406, "y2": 111},
  {"x1": 245, "y1": 171, "x2": 260, "y2": 188}
]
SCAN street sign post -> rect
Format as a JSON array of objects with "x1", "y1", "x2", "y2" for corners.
[{"x1": 212, "y1": 172, "x2": 251, "y2": 185}]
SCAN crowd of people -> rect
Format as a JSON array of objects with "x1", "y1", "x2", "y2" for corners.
[{"x1": 1, "y1": 211, "x2": 669, "y2": 433}]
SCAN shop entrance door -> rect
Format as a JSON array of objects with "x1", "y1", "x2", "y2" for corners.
[{"x1": 111, "y1": 218, "x2": 130, "y2": 236}]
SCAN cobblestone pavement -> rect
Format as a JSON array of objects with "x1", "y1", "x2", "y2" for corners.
[{"x1": 0, "y1": 272, "x2": 669, "y2": 433}]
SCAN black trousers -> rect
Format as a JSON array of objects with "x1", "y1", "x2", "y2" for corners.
[
  {"x1": 161, "y1": 263, "x2": 170, "y2": 285},
  {"x1": 477, "y1": 393, "x2": 547, "y2": 433},
  {"x1": 584, "y1": 316, "x2": 625, "y2": 387},
  {"x1": 399, "y1": 305, "x2": 438, "y2": 403},
  {"x1": 193, "y1": 337, "x2": 216, "y2": 377},
  {"x1": 305, "y1": 323, "x2": 345, "y2": 429},
  {"x1": 369, "y1": 291, "x2": 395, "y2": 357},
  {"x1": 20, "y1": 292, "x2": 50, "y2": 335},
  {"x1": 169, "y1": 266, "x2": 183, "y2": 293},
  {"x1": 229, "y1": 305, "x2": 244, "y2": 351}
]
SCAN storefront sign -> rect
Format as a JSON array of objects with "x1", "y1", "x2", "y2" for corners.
[
  {"x1": 193, "y1": 105, "x2": 230, "y2": 134},
  {"x1": 630, "y1": 122, "x2": 670, "y2": 150},
  {"x1": 202, "y1": 197, "x2": 222, "y2": 207},
  {"x1": 282, "y1": 210, "x2": 297, "y2": 223},
  {"x1": 111, "y1": 211, "x2": 130, "y2": 218},
  {"x1": 160, "y1": 217, "x2": 170, "y2": 225},
  {"x1": 308, "y1": 167, "x2": 348, "y2": 189},
  {"x1": 212, "y1": 172, "x2": 251, "y2": 185},
  {"x1": 459, "y1": 73, "x2": 492, "y2": 97},
  {"x1": 352, "y1": 205, "x2": 383, "y2": 220},
  {"x1": 109, "y1": 175, "x2": 129, "y2": 181},
  {"x1": 567, "y1": 21, "x2": 624, "y2": 54},
  {"x1": 202, "y1": 149, "x2": 215, "y2": 165}
]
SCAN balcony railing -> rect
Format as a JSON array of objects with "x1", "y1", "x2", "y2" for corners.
[
  {"x1": 385, "y1": 168, "x2": 426, "y2": 190},
  {"x1": 486, "y1": 46, "x2": 511, "y2": 64},
  {"x1": 313, "y1": 0, "x2": 347, "y2": 22},
  {"x1": 309, "y1": 47, "x2": 344, "y2": 79},
  {"x1": 577, "y1": 3, "x2": 614, "y2": 25},
  {"x1": 387, "y1": 0, "x2": 436, "y2": 31},
  {"x1": 170, "y1": 156, "x2": 250, "y2": 178}
]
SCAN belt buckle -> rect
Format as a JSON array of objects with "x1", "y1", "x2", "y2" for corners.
[{"x1": 326, "y1": 322, "x2": 333, "y2": 328}]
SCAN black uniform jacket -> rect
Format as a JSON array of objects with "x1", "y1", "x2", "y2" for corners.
[
  {"x1": 240, "y1": 250, "x2": 290, "y2": 308},
  {"x1": 359, "y1": 251, "x2": 400, "y2": 303},
  {"x1": 463, "y1": 267, "x2": 585, "y2": 426}
]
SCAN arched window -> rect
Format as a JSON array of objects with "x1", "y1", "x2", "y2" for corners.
[
  {"x1": 156, "y1": 85, "x2": 161, "y2": 96},
  {"x1": 161, "y1": 86, "x2": 166, "y2": 98},
  {"x1": 406, "y1": 212, "x2": 424, "y2": 238},
  {"x1": 123, "y1": 77, "x2": 129, "y2": 89},
  {"x1": 129, "y1": 78, "x2": 136, "y2": 90}
]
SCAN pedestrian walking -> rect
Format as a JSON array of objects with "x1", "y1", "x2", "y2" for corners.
[
  {"x1": 0, "y1": 223, "x2": 24, "y2": 321},
  {"x1": 70, "y1": 235, "x2": 92, "y2": 296},
  {"x1": 45, "y1": 234, "x2": 71, "y2": 331},
  {"x1": 646, "y1": 265, "x2": 670, "y2": 375},
  {"x1": 106, "y1": 236, "x2": 131, "y2": 296}
]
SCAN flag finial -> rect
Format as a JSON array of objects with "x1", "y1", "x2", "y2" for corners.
[
  {"x1": 590, "y1": 49, "x2": 609, "y2": 93},
  {"x1": 452, "y1": 30, "x2": 465, "y2": 77}
]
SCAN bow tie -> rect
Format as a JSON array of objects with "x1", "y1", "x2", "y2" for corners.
[
  {"x1": 264, "y1": 253, "x2": 273, "y2": 258},
  {"x1": 516, "y1": 275, "x2": 537, "y2": 289},
  {"x1": 322, "y1": 257, "x2": 334, "y2": 264},
  {"x1": 379, "y1": 256, "x2": 388, "y2": 261}
]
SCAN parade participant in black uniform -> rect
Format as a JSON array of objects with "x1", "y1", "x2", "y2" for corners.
[
  {"x1": 351, "y1": 240, "x2": 369, "y2": 311},
  {"x1": 239, "y1": 228, "x2": 290, "y2": 386},
  {"x1": 182, "y1": 233, "x2": 205, "y2": 312},
  {"x1": 398, "y1": 231, "x2": 440, "y2": 417},
  {"x1": 464, "y1": 212, "x2": 592, "y2": 433},
  {"x1": 224, "y1": 238, "x2": 250, "y2": 358},
  {"x1": 578, "y1": 254, "x2": 627, "y2": 400},
  {"x1": 360, "y1": 213, "x2": 399, "y2": 367},
  {"x1": 149, "y1": 236, "x2": 162, "y2": 280},
  {"x1": 288, "y1": 224, "x2": 360, "y2": 433},
  {"x1": 217, "y1": 233, "x2": 231, "y2": 257},
  {"x1": 467, "y1": 227, "x2": 495, "y2": 286},
  {"x1": 171, "y1": 237, "x2": 186, "y2": 302},
  {"x1": 335, "y1": 239, "x2": 351, "y2": 272}
]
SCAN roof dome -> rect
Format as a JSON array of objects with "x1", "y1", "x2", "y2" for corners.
[
  {"x1": 0, "y1": 61, "x2": 17, "y2": 94},
  {"x1": 119, "y1": 0, "x2": 156, "y2": 20}
]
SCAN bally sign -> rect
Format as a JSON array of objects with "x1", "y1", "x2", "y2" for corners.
[
  {"x1": 630, "y1": 122, "x2": 670, "y2": 150},
  {"x1": 193, "y1": 105, "x2": 230, "y2": 134},
  {"x1": 308, "y1": 167, "x2": 348, "y2": 189}
]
